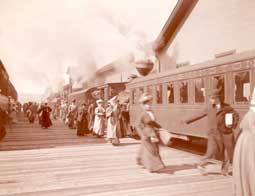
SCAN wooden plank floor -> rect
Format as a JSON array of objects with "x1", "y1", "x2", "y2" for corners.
[{"x1": 0, "y1": 116, "x2": 234, "y2": 196}]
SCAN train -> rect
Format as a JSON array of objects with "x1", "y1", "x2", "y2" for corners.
[
  {"x1": 0, "y1": 59, "x2": 18, "y2": 111},
  {"x1": 65, "y1": 50, "x2": 254, "y2": 141},
  {"x1": 127, "y1": 50, "x2": 255, "y2": 140}
]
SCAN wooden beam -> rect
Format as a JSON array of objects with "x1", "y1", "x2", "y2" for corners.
[{"x1": 154, "y1": 0, "x2": 199, "y2": 53}]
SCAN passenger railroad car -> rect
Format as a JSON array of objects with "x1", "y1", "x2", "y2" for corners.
[{"x1": 127, "y1": 50, "x2": 255, "y2": 139}]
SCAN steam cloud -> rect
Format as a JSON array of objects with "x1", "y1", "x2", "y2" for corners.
[{"x1": 0, "y1": 0, "x2": 177, "y2": 101}]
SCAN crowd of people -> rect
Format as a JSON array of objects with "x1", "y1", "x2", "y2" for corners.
[
  {"x1": 23, "y1": 102, "x2": 53, "y2": 129},
  {"x1": 60, "y1": 97, "x2": 132, "y2": 145}
]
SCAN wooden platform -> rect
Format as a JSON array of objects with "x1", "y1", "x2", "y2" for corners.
[{"x1": 0, "y1": 117, "x2": 234, "y2": 196}]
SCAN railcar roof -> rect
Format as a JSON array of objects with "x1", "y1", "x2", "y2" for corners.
[
  {"x1": 130, "y1": 50, "x2": 255, "y2": 84},
  {"x1": 69, "y1": 87, "x2": 96, "y2": 96},
  {"x1": 0, "y1": 59, "x2": 9, "y2": 77},
  {"x1": 96, "y1": 82, "x2": 127, "y2": 88}
]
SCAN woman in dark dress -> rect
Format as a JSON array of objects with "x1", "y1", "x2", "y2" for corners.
[
  {"x1": 76, "y1": 103, "x2": 89, "y2": 136},
  {"x1": 136, "y1": 93, "x2": 165, "y2": 173},
  {"x1": 38, "y1": 103, "x2": 52, "y2": 129}
]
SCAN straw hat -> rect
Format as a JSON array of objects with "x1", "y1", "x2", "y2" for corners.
[
  {"x1": 139, "y1": 93, "x2": 153, "y2": 104},
  {"x1": 96, "y1": 99, "x2": 103, "y2": 104}
]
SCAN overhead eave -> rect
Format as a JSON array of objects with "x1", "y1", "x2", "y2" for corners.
[
  {"x1": 154, "y1": 0, "x2": 198, "y2": 53},
  {"x1": 0, "y1": 59, "x2": 9, "y2": 78}
]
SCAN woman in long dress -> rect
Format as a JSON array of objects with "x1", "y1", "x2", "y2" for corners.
[
  {"x1": 93, "y1": 99, "x2": 105, "y2": 137},
  {"x1": 136, "y1": 93, "x2": 165, "y2": 172},
  {"x1": 106, "y1": 97, "x2": 121, "y2": 145},
  {"x1": 76, "y1": 103, "x2": 89, "y2": 136},
  {"x1": 233, "y1": 90, "x2": 255, "y2": 196},
  {"x1": 37, "y1": 103, "x2": 52, "y2": 129}
]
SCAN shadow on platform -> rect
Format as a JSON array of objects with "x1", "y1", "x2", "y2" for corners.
[{"x1": 156, "y1": 163, "x2": 197, "y2": 174}]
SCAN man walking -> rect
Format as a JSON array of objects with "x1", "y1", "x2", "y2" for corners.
[{"x1": 184, "y1": 89, "x2": 239, "y2": 175}]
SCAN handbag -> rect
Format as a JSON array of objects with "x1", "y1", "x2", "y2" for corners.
[{"x1": 158, "y1": 128, "x2": 173, "y2": 145}]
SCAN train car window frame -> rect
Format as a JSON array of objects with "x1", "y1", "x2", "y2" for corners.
[
  {"x1": 166, "y1": 82, "x2": 175, "y2": 104},
  {"x1": 194, "y1": 77, "x2": 206, "y2": 104},
  {"x1": 233, "y1": 70, "x2": 251, "y2": 104},
  {"x1": 155, "y1": 84, "x2": 163, "y2": 104},
  {"x1": 178, "y1": 80, "x2": 189, "y2": 104}
]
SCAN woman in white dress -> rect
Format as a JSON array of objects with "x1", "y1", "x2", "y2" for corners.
[
  {"x1": 233, "y1": 89, "x2": 255, "y2": 196},
  {"x1": 93, "y1": 99, "x2": 105, "y2": 137},
  {"x1": 106, "y1": 97, "x2": 121, "y2": 145}
]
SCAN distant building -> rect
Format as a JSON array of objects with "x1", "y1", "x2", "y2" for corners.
[{"x1": 93, "y1": 58, "x2": 137, "y2": 86}]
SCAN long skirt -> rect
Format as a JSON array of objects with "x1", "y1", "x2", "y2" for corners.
[
  {"x1": 93, "y1": 115, "x2": 104, "y2": 136},
  {"x1": 137, "y1": 139, "x2": 165, "y2": 172},
  {"x1": 41, "y1": 113, "x2": 52, "y2": 128},
  {"x1": 77, "y1": 117, "x2": 89, "y2": 136},
  {"x1": 233, "y1": 131, "x2": 255, "y2": 196},
  {"x1": 107, "y1": 118, "x2": 121, "y2": 144}
]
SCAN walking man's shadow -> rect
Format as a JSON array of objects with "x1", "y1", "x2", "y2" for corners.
[{"x1": 155, "y1": 164, "x2": 197, "y2": 174}]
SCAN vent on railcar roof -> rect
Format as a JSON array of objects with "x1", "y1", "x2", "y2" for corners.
[
  {"x1": 176, "y1": 61, "x2": 190, "y2": 68},
  {"x1": 215, "y1": 50, "x2": 236, "y2": 58}
]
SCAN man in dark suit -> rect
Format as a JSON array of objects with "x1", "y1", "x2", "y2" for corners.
[{"x1": 184, "y1": 89, "x2": 239, "y2": 175}]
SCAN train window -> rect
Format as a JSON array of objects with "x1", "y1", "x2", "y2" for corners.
[
  {"x1": 179, "y1": 80, "x2": 188, "y2": 103},
  {"x1": 155, "y1": 85, "x2": 163, "y2": 104},
  {"x1": 234, "y1": 71, "x2": 250, "y2": 102},
  {"x1": 195, "y1": 78, "x2": 205, "y2": 103},
  {"x1": 212, "y1": 75, "x2": 225, "y2": 101},
  {"x1": 167, "y1": 83, "x2": 174, "y2": 103}
]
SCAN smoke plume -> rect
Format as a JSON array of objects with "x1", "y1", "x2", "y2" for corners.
[{"x1": 0, "y1": 0, "x2": 177, "y2": 101}]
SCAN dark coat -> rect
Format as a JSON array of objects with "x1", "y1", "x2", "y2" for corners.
[
  {"x1": 38, "y1": 106, "x2": 52, "y2": 128},
  {"x1": 186, "y1": 103, "x2": 239, "y2": 135},
  {"x1": 77, "y1": 107, "x2": 89, "y2": 135}
]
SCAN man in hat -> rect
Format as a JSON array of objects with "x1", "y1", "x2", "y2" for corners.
[{"x1": 184, "y1": 89, "x2": 239, "y2": 175}]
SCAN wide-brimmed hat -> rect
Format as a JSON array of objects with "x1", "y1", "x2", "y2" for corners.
[
  {"x1": 139, "y1": 93, "x2": 153, "y2": 104},
  {"x1": 96, "y1": 99, "x2": 103, "y2": 104}
]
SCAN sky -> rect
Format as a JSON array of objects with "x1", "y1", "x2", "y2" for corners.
[{"x1": 0, "y1": 0, "x2": 178, "y2": 101}]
